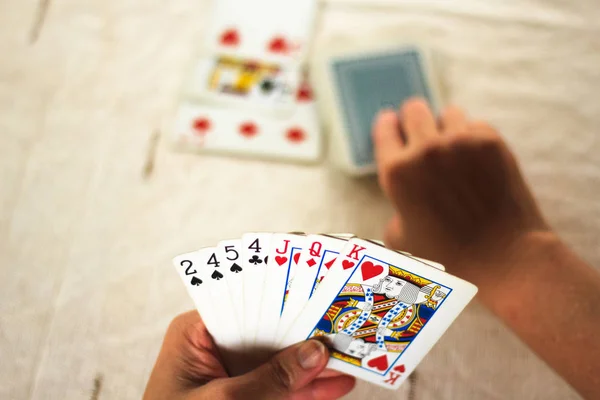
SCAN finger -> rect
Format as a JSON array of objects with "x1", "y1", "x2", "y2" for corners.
[
  {"x1": 466, "y1": 120, "x2": 501, "y2": 140},
  {"x1": 143, "y1": 311, "x2": 227, "y2": 399},
  {"x1": 232, "y1": 340, "x2": 329, "y2": 400},
  {"x1": 316, "y1": 368, "x2": 346, "y2": 379},
  {"x1": 439, "y1": 105, "x2": 468, "y2": 134},
  {"x1": 384, "y1": 215, "x2": 406, "y2": 251},
  {"x1": 290, "y1": 375, "x2": 356, "y2": 400},
  {"x1": 373, "y1": 109, "x2": 405, "y2": 193},
  {"x1": 400, "y1": 98, "x2": 439, "y2": 144}
]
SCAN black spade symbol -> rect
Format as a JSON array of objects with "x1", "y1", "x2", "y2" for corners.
[
  {"x1": 264, "y1": 256, "x2": 269, "y2": 264},
  {"x1": 260, "y1": 79, "x2": 275, "y2": 93},
  {"x1": 191, "y1": 276, "x2": 202, "y2": 286},
  {"x1": 211, "y1": 270, "x2": 224, "y2": 280},
  {"x1": 230, "y1": 263, "x2": 242, "y2": 273}
]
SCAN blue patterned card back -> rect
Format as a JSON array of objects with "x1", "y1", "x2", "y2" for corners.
[{"x1": 332, "y1": 48, "x2": 437, "y2": 167}]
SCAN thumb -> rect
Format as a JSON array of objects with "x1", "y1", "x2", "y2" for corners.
[{"x1": 232, "y1": 340, "x2": 329, "y2": 400}]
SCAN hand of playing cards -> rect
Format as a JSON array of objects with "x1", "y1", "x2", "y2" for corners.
[{"x1": 173, "y1": 232, "x2": 478, "y2": 390}]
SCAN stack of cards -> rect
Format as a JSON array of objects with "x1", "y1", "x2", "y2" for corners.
[
  {"x1": 173, "y1": 233, "x2": 477, "y2": 390},
  {"x1": 173, "y1": 0, "x2": 321, "y2": 163},
  {"x1": 311, "y1": 41, "x2": 444, "y2": 175}
]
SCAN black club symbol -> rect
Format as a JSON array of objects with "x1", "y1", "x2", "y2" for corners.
[{"x1": 249, "y1": 255, "x2": 263, "y2": 265}]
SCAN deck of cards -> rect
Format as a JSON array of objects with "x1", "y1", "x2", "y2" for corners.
[
  {"x1": 173, "y1": 232, "x2": 477, "y2": 390},
  {"x1": 173, "y1": 0, "x2": 321, "y2": 163},
  {"x1": 311, "y1": 40, "x2": 444, "y2": 175}
]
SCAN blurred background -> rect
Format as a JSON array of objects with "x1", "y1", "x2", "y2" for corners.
[{"x1": 1, "y1": 0, "x2": 599, "y2": 399}]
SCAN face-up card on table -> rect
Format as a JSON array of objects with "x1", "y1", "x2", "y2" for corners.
[
  {"x1": 173, "y1": 0, "x2": 320, "y2": 163},
  {"x1": 173, "y1": 74, "x2": 320, "y2": 163},
  {"x1": 312, "y1": 42, "x2": 443, "y2": 174},
  {"x1": 275, "y1": 234, "x2": 348, "y2": 344},
  {"x1": 206, "y1": 0, "x2": 318, "y2": 62},
  {"x1": 242, "y1": 232, "x2": 273, "y2": 345},
  {"x1": 281, "y1": 238, "x2": 477, "y2": 389},
  {"x1": 255, "y1": 233, "x2": 305, "y2": 347}
]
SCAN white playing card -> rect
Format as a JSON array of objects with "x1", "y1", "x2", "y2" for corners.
[
  {"x1": 255, "y1": 233, "x2": 305, "y2": 347},
  {"x1": 216, "y1": 239, "x2": 246, "y2": 343},
  {"x1": 281, "y1": 238, "x2": 477, "y2": 389},
  {"x1": 275, "y1": 234, "x2": 348, "y2": 345},
  {"x1": 172, "y1": 249, "x2": 242, "y2": 349},
  {"x1": 173, "y1": 75, "x2": 321, "y2": 163},
  {"x1": 241, "y1": 232, "x2": 273, "y2": 345},
  {"x1": 207, "y1": 0, "x2": 318, "y2": 62}
]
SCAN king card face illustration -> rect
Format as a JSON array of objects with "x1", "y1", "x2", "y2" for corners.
[
  {"x1": 298, "y1": 239, "x2": 478, "y2": 389},
  {"x1": 313, "y1": 262, "x2": 449, "y2": 359}
]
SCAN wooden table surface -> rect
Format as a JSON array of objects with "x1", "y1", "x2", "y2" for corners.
[{"x1": 1, "y1": 0, "x2": 598, "y2": 398}]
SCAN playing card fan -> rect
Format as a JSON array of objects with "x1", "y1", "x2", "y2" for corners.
[{"x1": 173, "y1": 232, "x2": 477, "y2": 390}]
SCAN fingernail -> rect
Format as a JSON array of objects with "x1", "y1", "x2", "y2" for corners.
[{"x1": 297, "y1": 340, "x2": 325, "y2": 370}]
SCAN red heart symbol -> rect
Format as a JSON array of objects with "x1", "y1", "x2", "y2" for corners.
[
  {"x1": 220, "y1": 29, "x2": 240, "y2": 46},
  {"x1": 367, "y1": 355, "x2": 389, "y2": 371},
  {"x1": 293, "y1": 253, "x2": 301, "y2": 264},
  {"x1": 268, "y1": 36, "x2": 289, "y2": 53},
  {"x1": 361, "y1": 261, "x2": 384, "y2": 281},
  {"x1": 285, "y1": 127, "x2": 306, "y2": 143},
  {"x1": 393, "y1": 364, "x2": 406, "y2": 373},
  {"x1": 342, "y1": 260, "x2": 355, "y2": 270},
  {"x1": 192, "y1": 118, "x2": 211, "y2": 135},
  {"x1": 239, "y1": 122, "x2": 258, "y2": 138},
  {"x1": 275, "y1": 256, "x2": 287, "y2": 266}
]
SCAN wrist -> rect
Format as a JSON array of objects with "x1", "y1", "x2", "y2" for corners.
[
  {"x1": 472, "y1": 230, "x2": 566, "y2": 309},
  {"x1": 475, "y1": 230, "x2": 565, "y2": 312}
]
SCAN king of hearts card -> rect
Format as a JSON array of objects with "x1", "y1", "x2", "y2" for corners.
[{"x1": 310, "y1": 262, "x2": 451, "y2": 375}]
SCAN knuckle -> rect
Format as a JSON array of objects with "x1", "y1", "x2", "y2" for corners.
[
  {"x1": 268, "y1": 359, "x2": 295, "y2": 392},
  {"x1": 381, "y1": 158, "x2": 411, "y2": 185},
  {"x1": 469, "y1": 121, "x2": 501, "y2": 140},
  {"x1": 445, "y1": 131, "x2": 473, "y2": 147},
  {"x1": 445, "y1": 127, "x2": 503, "y2": 152},
  {"x1": 166, "y1": 311, "x2": 203, "y2": 343},
  {"x1": 401, "y1": 97, "x2": 428, "y2": 116},
  {"x1": 415, "y1": 139, "x2": 445, "y2": 160},
  {"x1": 167, "y1": 312, "x2": 192, "y2": 334}
]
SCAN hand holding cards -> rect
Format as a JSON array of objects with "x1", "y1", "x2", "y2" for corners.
[{"x1": 173, "y1": 233, "x2": 477, "y2": 390}]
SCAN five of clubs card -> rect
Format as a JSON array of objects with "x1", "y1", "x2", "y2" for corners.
[
  {"x1": 173, "y1": 0, "x2": 321, "y2": 163},
  {"x1": 173, "y1": 232, "x2": 477, "y2": 389}
]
